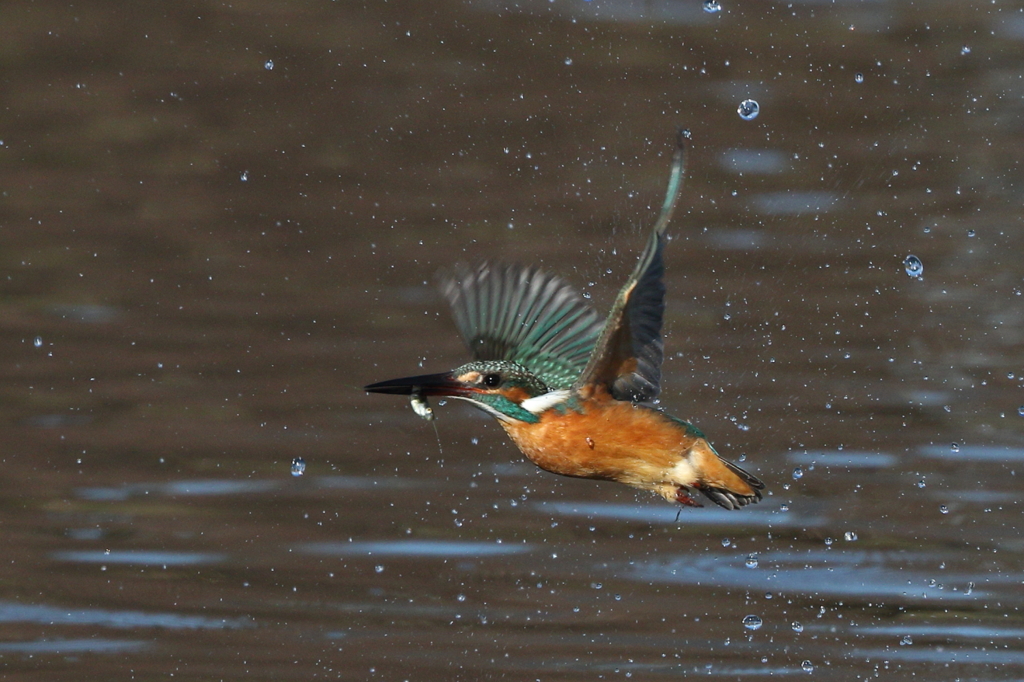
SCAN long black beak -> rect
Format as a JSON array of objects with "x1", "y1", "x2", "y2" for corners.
[{"x1": 364, "y1": 371, "x2": 469, "y2": 397}]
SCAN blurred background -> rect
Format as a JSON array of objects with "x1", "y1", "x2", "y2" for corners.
[{"x1": 2, "y1": 0, "x2": 1023, "y2": 678}]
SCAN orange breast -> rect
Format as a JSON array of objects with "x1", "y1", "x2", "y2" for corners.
[{"x1": 499, "y1": 397, "x2": 699, "y2": 487}]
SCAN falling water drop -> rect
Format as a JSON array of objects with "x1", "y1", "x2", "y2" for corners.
[
  {"x1": 265, "y1": 59, "x2": 275, "y2": 70},
  {"x1": 737, "y1": 99, "x2": 760, "y2": 120},
  {"x1": 33, "y1": 336, "x2": 43, "y2": 348},
  {"x1": 854, "y1": 73, "x2": 864, "y2": 83},
  {"x1": 291, "y1": 457, "x2": 306, "y2": 477},
  {"x1": 904, "y1": 255, "x2": 923, "y2": 278}
]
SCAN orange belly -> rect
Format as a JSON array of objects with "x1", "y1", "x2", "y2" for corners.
[{"x1": 499, "y1": 400, "x2": 700, "y2": 489}]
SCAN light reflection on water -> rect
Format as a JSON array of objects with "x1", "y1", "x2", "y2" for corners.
[
  {"x1": 787, "y1": 451, "x2": 898, "y2": 468},
  {"x1": 75, "y1": 475, "x2": 418, "y2": 501},
  {"x1": 534, "y1": 501, "x2": 818, "y2": 527},
  {"x1": 298, "y1": 540, "x2": 533, "y2": 558},
  {"x1": 919, "y1": 444, "x2": 1024, "y2": 461},
  {"x1": 51, "y1": 551, "x2": 227, "y2": 566},
  {"x1": 0, "y1": 639, "x2": 149, "y2": 654},
  {"x1": 0, "y1": 601, "x2": 252, "y2": 630},
  {"x1": 629, "y1": 550, "x2": 989, "y2": 601}
]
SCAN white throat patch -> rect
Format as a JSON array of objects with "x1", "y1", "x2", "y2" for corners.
[{"x1": 520, "y1": 389, "x2": 571, "y2": 415}]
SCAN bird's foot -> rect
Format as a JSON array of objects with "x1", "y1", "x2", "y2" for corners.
[{"x1": 674, "y1": 487, "x2": 704, "y2": 508}]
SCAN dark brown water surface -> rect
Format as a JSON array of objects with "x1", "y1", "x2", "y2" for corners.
[{"x1": 2, "y1": 0, "x2": 1024, "y2": 679}]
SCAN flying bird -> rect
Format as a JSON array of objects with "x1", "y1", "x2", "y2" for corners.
[{"x1": 366, "y1": 134, "x2": 764, "y2": 509}]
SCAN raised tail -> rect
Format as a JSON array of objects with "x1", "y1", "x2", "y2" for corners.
[
  {"x1": 689, "y1": 440, "x2": 765, "y2": 510},
  {"x1": 698, "y1": 458, "x2": 765, "y2": 510}
]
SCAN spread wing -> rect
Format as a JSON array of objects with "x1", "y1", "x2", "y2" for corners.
[
  {"x1": 440, "y1": 263, "x2": 603, "y2": 389},
  {"x1": 573, "y1": 133, "x2": 687, "y2": 402}
]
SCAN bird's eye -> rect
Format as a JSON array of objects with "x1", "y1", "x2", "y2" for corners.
[{"x1": 482, "y1": 373, "x2": 501, "y2": 387}]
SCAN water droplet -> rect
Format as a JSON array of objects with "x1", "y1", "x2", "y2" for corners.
[
  {"x1": 904, "y1": 254, "x2": 923, "y2": 278},
  {"x1": 792, "y1": 466, "x2": 804, "y2": 480},
  {"x1": 703, "y1": 0, "x2": 722, "y2": 13},
  {"x1": 961, "y1": 45, "x2": 971, "y2": 55},
  {"x1": 1017, "y1": 406, "x2": 1024, "y2": 417},
  {"x1": 737, "y1": 99, "x2": 760, "y2": 120},
  {"x1": 844, "y1": 531, "x2": 858, "y2": 541},
  {"x1": 939, "y1": 504, "x2": 949, "y2": 514},
  {"x1": 791, "y1": 621, "x2": 803, "y2": 633},
  {"x1": 290, "y1": 457, "x2": 306, "y2": 477},
  {"x1": 854, "y1": 73, "x2": 864, "y2": 83},
  {"x1": 801, "y1": 660, "x2": 814, "y2": 673},
  {"x1": 742, "y1": 614, "x2": 763, "y2": 631},
  {"x1": 33, "y1": 336, "x2": 43, "y2": 348},
  {"x1": 824, "y1": 537, "x2": 834, "y2": 546},
  {"x1": 721, "y1": 538, "x2": 732, "y2": 547},
  {"x1": 965, "y1": 581, "x2": 975, "y2": 595},
  {"x1": 456, "y1": 594, "x2": 466, "y2": 602},
  {"x1": 951, "y1": 442, "x2": 960, "y2": 452},
  {"x1": 564, "y1": 57, "x2": 573, "y2": 66},
  {"x1": 779, "y1": 504, "x2": 789, "y2": 512},
  {"x1": 967, "y1": 229, "x2": 976, "y2": 237},
  {"x1": 745, "y1": 554, "x2": 759, "y2": 568},
  {"x1": 374, "y1": 564, "x2": 384, "y2": 573},
  {"x1": 900, "y1": 634, "x2": 913, "y2": 645},
  {"x1": 265, "y1": 59, "x2": 275, "y2": 70},
  {"x1": 240, "y1": 170, "x2": 249, "y2": 182},
  {"x1": 917, "y1": 479, "x2": 926, "y2": 488}
]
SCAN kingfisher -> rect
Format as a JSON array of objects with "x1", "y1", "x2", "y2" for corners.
[{"x1": 365, "y1": 133, "x2": 764, "y2": 509}]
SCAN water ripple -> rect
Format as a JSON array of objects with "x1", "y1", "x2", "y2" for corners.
[
  {"x1": 298, "y1": 540, "x2": 533, "y2": 558},
  {"x1": 0, "y1": 601, "x2": 252, "y2": 630}
]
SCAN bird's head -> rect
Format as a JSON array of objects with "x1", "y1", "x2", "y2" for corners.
[{"x1": 365, "y1": 360, "x2": 567, "y2": 423}]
